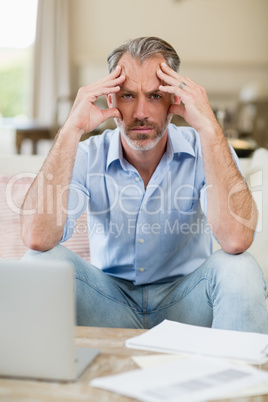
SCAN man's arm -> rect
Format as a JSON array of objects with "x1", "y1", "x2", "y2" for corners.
[
  {"x1": 21, "y1": 66, "x2": 125, "y2": 251},
  {"x1": 157, "y1": 62, "x2": 257, "y2": 254}
]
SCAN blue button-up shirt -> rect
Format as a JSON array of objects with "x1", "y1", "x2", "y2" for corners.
[{"x1": 61, "y1": 124, "x2": 238, "y2": 285}]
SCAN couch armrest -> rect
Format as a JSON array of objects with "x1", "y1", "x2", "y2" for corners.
[{"x1": 0, "y1": 154, "x2": 45, "y2": 175}]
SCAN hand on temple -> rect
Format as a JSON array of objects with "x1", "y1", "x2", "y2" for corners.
[{"x1": 64, "y1": 65, "x2": 125, "y2": 137}]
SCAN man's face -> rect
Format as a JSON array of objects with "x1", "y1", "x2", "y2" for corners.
[{"x1": 108, "y1": 54, "x2": 172, "y2": 151}]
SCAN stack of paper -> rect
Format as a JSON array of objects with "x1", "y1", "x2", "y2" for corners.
[
  {"x1": 126, "y1": 319, "x2": 268, "y2": 364},
  {"x1": 91, "y1": 356, "x2": 268, "y2": 402},
  {"x1": 91, "y1": 320, "x2": 268, "y2": 401}
]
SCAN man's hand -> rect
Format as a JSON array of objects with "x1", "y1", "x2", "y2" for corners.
[
  {"x1": 157, "y1": 62, "x2": 218, "y2": 134},
  {"x1": 64, "y1": 65, "x2": 125, "y2": 136}
]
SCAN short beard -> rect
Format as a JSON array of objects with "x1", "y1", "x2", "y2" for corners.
[{"x1": 116, "y1": 117, "x2": 171, "y2": 151}]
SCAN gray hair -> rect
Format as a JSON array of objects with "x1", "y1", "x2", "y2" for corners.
[{"x1": 107, "y1": 37, "x2": 180, "y2": 73}]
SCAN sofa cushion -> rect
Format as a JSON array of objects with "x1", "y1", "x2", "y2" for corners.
[
  {"x1": 245, "y1": 148, "x2": 268, "y2": 283},
  {"x1": 0, "y1": 175, "x2": 90, "y2": 261},
  {"x1": 212, "y1": 149, "x2": 268, "y2": 285}
]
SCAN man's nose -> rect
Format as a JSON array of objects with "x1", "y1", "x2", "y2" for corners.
[{"x1": 133, "y1": 98, "x2": 149, "y2": 120}]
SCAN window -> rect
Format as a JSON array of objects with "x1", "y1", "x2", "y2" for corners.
[{"x1": 0, "y1": 0, "x2": 38, "y2": 118}]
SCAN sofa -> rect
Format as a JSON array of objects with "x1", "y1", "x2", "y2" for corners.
[
  {"x1": 0, "y1": 154, "x2": 90, "y2": 262},
  {"x1": 0, "y1": 149, "x2": 268, "y2": 287}
]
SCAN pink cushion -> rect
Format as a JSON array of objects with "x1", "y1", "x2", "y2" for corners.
[{"x1": 0, "y1": 175, "x2": 90, "y2": 261}]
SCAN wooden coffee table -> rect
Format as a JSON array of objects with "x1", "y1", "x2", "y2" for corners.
[{"x1": 0, "y1": 326, "x2": 267, "y2": 401}]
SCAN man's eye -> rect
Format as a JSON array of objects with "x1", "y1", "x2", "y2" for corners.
[
  {"x1": 122, "y1": 94, "x2": 133, "y2": 99},
  {"x1": 151, "y1": 94, "x2": 161, "y2": 100}
]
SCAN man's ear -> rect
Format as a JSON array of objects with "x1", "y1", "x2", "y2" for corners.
[{"x1": 106, "y1": 94, "x2": 113, "y2": 108}]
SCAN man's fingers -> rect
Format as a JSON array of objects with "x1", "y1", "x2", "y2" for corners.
[
  {"x1": 174, "y1": 95, "x2": 181, "y2": 104},
  {"x1": 159, "y1": 62, "x2": 179, "y2": 79},
  {"x1": 83, "y1": 74, "x2": 125, "y2": 102},
  {"x1": 92, "y1": 75, "x2": 125, "y2": 93},
  {"x1": 111, "y1": 64, "x2": 122, "y2": 77},
  {"x1": 98, "y1": 65, "x2": 121, "y2": 82},
  {"x1": 160, "y1": 62, "x2": 190, "y2": 83},
  {"x1": 102, "y1": 107, "x2": 122, "y2": 121},
  {"x1": 99, "y1": 65, "x2": 125, "y2": 85},
  {"x1": 168, "y1": 103, "x2": 185, "y2": 117},
  {"x1": 159, "y1": 84, "x2": 186, "y2": 98},
  {"x1": 85, "y1": 66, "x2": 125, "y2": 97},
  {"x1": 158, "y1": 62, "x2": 195, "y2": 89},
  {"x1": 91, "y1": 84, "x2": 122, "y2": 101},
  {"x1": 107, "y1": 71, "x2": 125, "y2": 87},
  {"x1": 157, "y1": 69, "x2": 180, "y2": 89}
]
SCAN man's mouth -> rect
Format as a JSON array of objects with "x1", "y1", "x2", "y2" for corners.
[
  {"x1": 127, "y1": 121, "x2": 157, "y2": 134},
  {"x1": 130, "y1": 126, "x2": 154, "y2": 133}
]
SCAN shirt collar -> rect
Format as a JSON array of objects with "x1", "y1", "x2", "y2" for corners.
[
  {"x1": 106, "y1": 127, "x2": 125, "y2": 171},
  {"x1": 106, "y1": 124, "x2": 196, "y2": 171},
  {"x1": 167, "y1": 124, "x2": 196, "y2": 158}
]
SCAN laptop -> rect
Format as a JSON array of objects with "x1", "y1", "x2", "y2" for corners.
[{"x1": 0, "y1": 260, "x2": 99, "y2": 381}]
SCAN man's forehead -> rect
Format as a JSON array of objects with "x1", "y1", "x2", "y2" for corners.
[{"x1": 118, "y1": 53, "x2": 165, "y2": 86}]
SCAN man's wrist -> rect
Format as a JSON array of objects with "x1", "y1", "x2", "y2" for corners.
[
  {"x1": 197, "y1": 120, "x2": 223, "y2": 139},
  {"x1": 59, "y1": 122, "x2": 85, "y2": 140}
]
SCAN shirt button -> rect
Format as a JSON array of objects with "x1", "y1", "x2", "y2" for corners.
[
  {"x1": 135, "y1": 177, "x2": 140, "y2": 182},
  {"x1": 139, "y1": 238, "x2": 145, "y2": 244},
  {"x1": 139, "y1": 268, "x2": 145, "y2": 272}
]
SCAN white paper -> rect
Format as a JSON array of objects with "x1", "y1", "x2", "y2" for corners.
[
  {"x1": 91, "y1": 356, "x2": 268, "y2": 402},
  {"x1": 132, "y1": 353, "x2": 185, "y2": 368},
  {"x1": 132, "y1": 354, "x2": 268, "y2": 400},
  {"x1": 126, "y1": 319, "x2": 268, "y2": 364}
]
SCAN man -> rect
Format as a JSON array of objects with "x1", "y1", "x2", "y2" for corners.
[{"x1": 21, "y1": 37, "x2": 268, "y2": 332}]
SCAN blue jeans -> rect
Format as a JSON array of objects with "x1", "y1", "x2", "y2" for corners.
[{"x1": 23, "y1": 245, "x2": 268, "y2": 333}]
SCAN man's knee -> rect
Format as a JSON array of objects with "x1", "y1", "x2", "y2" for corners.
[
  {"x1": 209, "y1": 249, "x2": 263, "y2": 274},
  {"x1": 22, "y1": 244, "x2": 72, "y2": 262},
  {"x1": 207, "y1": 249, "x2": 267, "y2": 297},
  {"x1": 205, "y1": 250, "x2": 268, "y2": 333}
]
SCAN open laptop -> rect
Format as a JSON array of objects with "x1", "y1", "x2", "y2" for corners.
[{"x1": 0, "y1": 260, "x2": 99, "y2": 381}]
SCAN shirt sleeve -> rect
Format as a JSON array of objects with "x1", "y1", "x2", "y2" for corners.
[{"x1": 60, "y1": 146, "x2": 90, "y2": 243}]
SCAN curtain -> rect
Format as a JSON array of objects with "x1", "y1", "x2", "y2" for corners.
[{"x1": 32, "y1": 0, "x2": 71, "y2": 127}]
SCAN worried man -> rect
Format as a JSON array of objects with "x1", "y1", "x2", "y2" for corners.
[{"x1": 21, "y1": 37, "x2": 268, "y2": 332}]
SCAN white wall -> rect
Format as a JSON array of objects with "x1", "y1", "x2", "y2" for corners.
[{"x1": 70, "y1": 0, "x2": 268, "y2": 110}]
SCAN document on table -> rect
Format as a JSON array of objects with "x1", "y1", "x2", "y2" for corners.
[
  {"x1": 132, "y1": 354, "x2": 268, "y2": 400},
  {"x1": 91, "y1": 356, "x2": 268, "y2": 402},
  {"x1": 126, "y1": 319, "x2": 268, "y2": 364}
]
